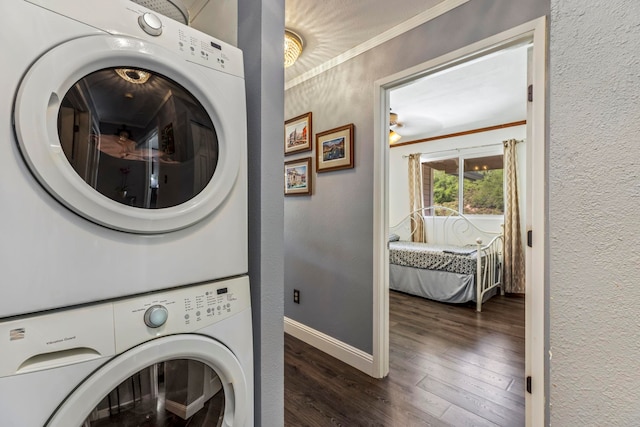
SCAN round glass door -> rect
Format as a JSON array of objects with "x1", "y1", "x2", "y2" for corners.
[
  {"x1": 14, "y1": 35, "x2": 245, "y2": 233},
  {"x1": 46, "y1": 335, "x2": 249, "y2": 427},
  {"x1": 82, "y1": 359, "x2": 225, "y2": 426},
  {"x1": 58, "y1": 67, "x2": 219, "y2": 209}
]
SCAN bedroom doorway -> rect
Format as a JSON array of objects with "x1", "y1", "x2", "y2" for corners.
[{"x1": 372, "y1": 17, "x2": 547, "y2": 427}]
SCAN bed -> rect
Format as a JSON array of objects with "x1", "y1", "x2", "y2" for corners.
[{"x1": 388, "y1": 206, "x2": 503, "y2": 312}]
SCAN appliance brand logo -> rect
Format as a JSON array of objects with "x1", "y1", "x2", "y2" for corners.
[
  {"x1": 46, "y1": 336, "x2": 77, "y2": 346},
  {"x1": 10, "y1": 328, "x2": 25, "y2": 341}
]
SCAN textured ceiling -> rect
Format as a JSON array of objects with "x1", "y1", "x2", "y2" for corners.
[
  {"x1": 285, "y1": 0, "x2": 447, "y2": 82},
  {"x1": 285, "y1": 0, "x2": 528, "y2": 139}
]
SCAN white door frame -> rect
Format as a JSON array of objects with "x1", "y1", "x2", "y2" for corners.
[{"x1": 372, "y1": 16, "x2": 547, "y2": 427}]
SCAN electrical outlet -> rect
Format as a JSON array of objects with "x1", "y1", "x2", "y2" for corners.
[{"x1": 293, "y1": 289, "x2": 300, "y2": 304}]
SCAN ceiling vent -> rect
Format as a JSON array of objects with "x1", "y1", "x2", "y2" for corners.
[{"x1": 130, "y1": 0, "x2": 189, "y2": 25}]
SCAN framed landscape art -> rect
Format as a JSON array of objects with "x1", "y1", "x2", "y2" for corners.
[
  {"x1": 315, "y1": 123, "x2": 354, "y2": 172},
  {"x1": 284, "y1": 112, "x2": 312, "y2": 155}
]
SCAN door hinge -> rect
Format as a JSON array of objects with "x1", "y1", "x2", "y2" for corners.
[
  {"x1": 526, "y1": 376, "x2": 532, "y2": 394},
  {"x1": 527, "y1": 230, "x2": 533, "y2": 247},
  {"x1": 528, "y1": 84, "x2": 533, "y2": 102}
]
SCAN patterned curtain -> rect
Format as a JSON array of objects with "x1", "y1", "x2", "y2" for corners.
[
  {"x1": 408, "y1": 153, "x2": 425, "y2": 243},
  {"x1": 503, "y1": 139, "x2": 525, "y2": 293}
]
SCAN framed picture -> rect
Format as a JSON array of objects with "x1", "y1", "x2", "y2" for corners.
[
  {"x1": 316, "y1": 123, "x2": 355, "y2": 173},
  {"x1": 284, "y1": 157, "x2": 312, "y2": 196},
  {"x1": 284, "y1": 112, "x2": 312, "y2": 155}
]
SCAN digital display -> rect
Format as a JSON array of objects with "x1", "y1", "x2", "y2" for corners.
[{"x1": 217, "y1": 287, "x2": 228, "y2": 295}]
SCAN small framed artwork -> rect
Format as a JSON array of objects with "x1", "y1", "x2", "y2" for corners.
[
  {"x1": 284, "y1": 157, "x2": 312, "y2": 196},
  {"x1": 284, "y1": 112, "x2": 312, "y2": 156},
  {"x1": 316, "y1": 123, "x2": 355, "y2": 173}
]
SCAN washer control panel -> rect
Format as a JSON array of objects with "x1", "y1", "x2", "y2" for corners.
[
  {"x1": 113, "y1": 276, "x2": 250, "y2": 353},
  {"x1": 0, "y1": 276, "x2": 249, "y2": 377},
  {"x1": 143, "y1": 305, "x2": 169, "y2": 328}
]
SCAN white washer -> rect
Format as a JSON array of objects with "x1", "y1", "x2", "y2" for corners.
[
  {"x1": 0, "y1": 276, "x2": 253, "y2": 426},
  {"x1": 0, "y1": 0, "x2": 247, "y2": 317}
]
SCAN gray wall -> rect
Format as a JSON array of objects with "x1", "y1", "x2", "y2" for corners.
[
  {"x1": 549, "y1": 1, "x2": 640, "y2": 425},
  {"x1": 238, "y1": 0, "x2": 284, "y2": 425},
  {"x1": 284, "y1": 0, "x2": 549, "y2": 354}
]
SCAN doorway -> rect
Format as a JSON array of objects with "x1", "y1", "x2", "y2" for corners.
[{"x1": 372, "y1": 17, "x2": 547, "y2": 427}]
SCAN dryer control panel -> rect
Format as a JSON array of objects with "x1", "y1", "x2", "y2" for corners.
[
  {"x1": 112, "y1": 276, "x2": 250, "y2": 353},
  {"x1": 24, "y1": 0, "x2": 244, "y2": 77}
]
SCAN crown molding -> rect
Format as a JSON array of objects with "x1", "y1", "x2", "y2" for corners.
[{"x1": 285, "y1": 0, "x2": 470, "y2": 90}]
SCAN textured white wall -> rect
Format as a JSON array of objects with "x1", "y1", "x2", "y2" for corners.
[{"x1": 549, "y1": 1, "x2": 640, "y2": 425}]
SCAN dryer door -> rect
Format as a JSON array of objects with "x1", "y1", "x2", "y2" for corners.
[
  {"x1": 14, "y1": 35, "x2": 246, "y2": 234},
  {"x1": 46, "y1": 334, "x2": 250, "y2": 426}
]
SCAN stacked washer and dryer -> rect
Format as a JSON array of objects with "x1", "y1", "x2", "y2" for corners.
[{"x1": 0, "y1": 0, "x2": 252, "y2": 425}]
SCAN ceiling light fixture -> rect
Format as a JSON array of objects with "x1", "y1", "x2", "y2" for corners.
[
  {"x1": 389, "y1": 130, "x2": 401, "y2": 144},
  {"x1": 389, "y1": 111, "x2": 402, "y2": 144},
  {"x1": 284, "y1": 30, "x2": 303, "y2": 68},
  {"x1": 115, "y1": 68, "x2": 151, "y2": 84}
]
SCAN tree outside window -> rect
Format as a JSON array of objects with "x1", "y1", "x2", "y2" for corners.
[{"x1": 422, "y1": 153, "x2": 504, "y2": 216}]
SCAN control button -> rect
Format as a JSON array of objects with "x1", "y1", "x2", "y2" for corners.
[
  {"x1": 184, "y1": 314, "x2": 190, "y2": 319},
  {"x1": 138, "y1": 12, "x2": 162, "y2": 36},
  {"x1": 196, "y1": 311, "x2": 201, "y2": 316},
  {"x1": 144, "y1": 305, "x2": 169, "y2": 328}
]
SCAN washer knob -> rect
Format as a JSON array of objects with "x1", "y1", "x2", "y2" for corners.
[
  {"x1": 138, "y1": 12, "x2": 163, "y2": 36},
  {"x1": 144, "y1": 305, "x2": 169, "y2": 328}
]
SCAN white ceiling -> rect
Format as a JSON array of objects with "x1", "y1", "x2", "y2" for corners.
[
  {"x1": 285, "y1": 0, "x2": 529, "y2": 140},
  {"x1": 389, "y1": 45, "x2": 529, "y2": 141},
  {"x1": 285, "y1": 0, "x2": 447, "y2": 81}
]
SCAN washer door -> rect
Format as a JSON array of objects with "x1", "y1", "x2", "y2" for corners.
[
  {"x1": 14, "y1": 35, "x2": 245, "y2": 234},
  {"x1": 46, "y1": 334, "x2": 250, "y2": 427}
]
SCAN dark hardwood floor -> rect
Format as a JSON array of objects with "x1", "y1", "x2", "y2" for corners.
[{"x1": 284, "y1": 292, "x2": 525, "y2": 426}]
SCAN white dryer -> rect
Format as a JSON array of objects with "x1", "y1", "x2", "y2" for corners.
[
  {"x1": 0, "y1": 0, "x2": 247, "y2": 317},
  {"x1": 0, "y1": 276, "x2": 253, "y2": 426}
]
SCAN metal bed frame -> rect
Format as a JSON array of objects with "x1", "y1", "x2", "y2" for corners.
[{"x1": 389, "y1": 206, "x2": 503, "y2": 312}]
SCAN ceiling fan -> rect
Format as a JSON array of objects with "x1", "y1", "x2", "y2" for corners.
[
  {"x1": 389, "y1": 111, "x2": 403, "y2": 128},
  {"x1": 389, "y1": 111, "x2": 403, "y2": 144}
]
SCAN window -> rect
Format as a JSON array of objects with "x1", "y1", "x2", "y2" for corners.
[
  {"x1": 463, "y1": 155, "x2": 504, "y2": 215},
  {"x1": 422, "y1": 152, "x2": 504, "y2": 216},
  {"x1": 422, "y1": 157, "x2": 459, "y2": 212}
]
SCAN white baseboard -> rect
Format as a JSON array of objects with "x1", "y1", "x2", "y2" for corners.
[
  {"x1": 284, "y1": 317, "x2": 374, "y2": 376},
  {"x1": 165, "y1": 395, "x2": 205, "y2": 420}
]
